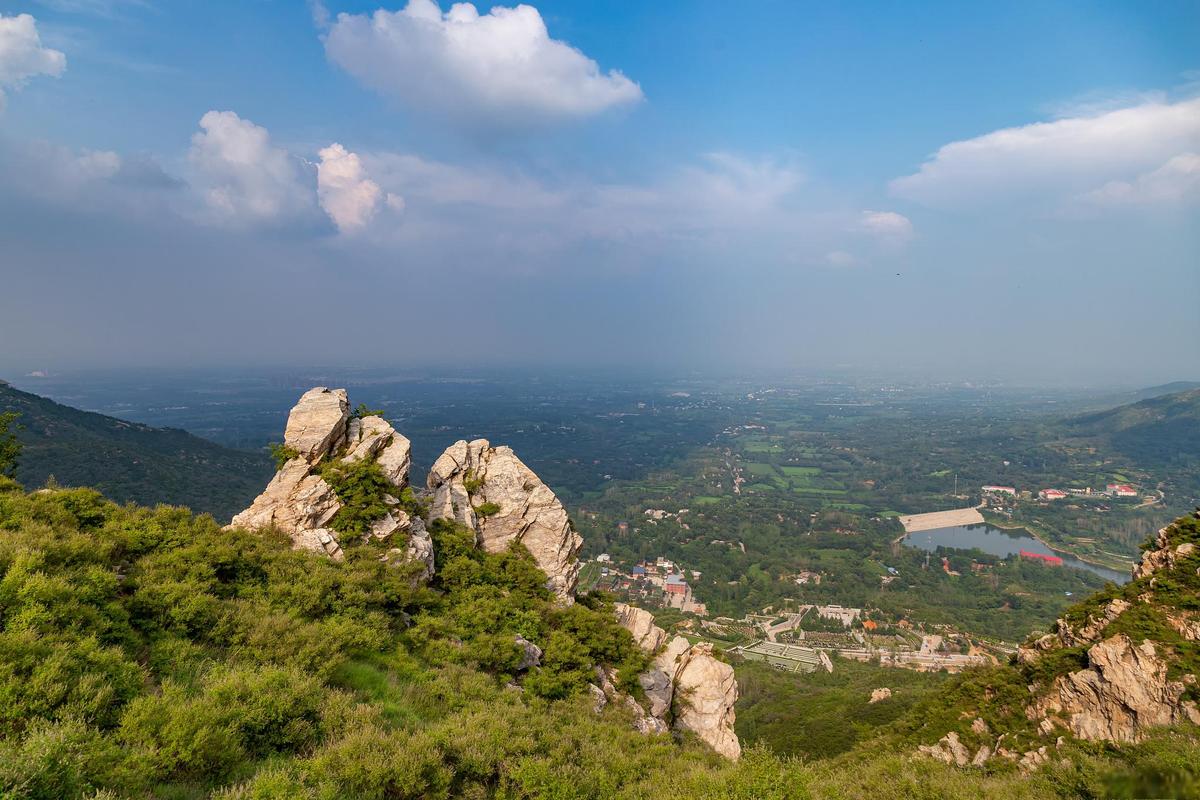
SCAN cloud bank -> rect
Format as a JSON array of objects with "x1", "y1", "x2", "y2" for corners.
[
  {"x1": 891, "y1": 97, "x2": 1200, "y2": 211},
  {"x1": 0, "y1": 13, "x2": 66, "y2": 110},
  {"x1": 324, "y1": 0, "x2": 643, "y2": 131}
]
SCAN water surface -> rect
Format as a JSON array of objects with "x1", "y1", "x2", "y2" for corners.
[{"x1": 905, "y1": 523, "x2": 1128, "y2": 584}]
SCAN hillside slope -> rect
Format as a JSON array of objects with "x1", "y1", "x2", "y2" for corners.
[
  {"x1": 886, "y1": 511, "x2": 1199, "y2": 780},
  {"x1": 1064, "y1": 387, "x2": 1200, "y2": 463},
  {"x1": 0, "y1": 380, "x2": 271, "y2": 521}
]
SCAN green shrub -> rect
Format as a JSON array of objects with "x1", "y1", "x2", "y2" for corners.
[
  {"x1": 267, "y1": 443, "x2": 300, "y2": 471},
  {"x1": 317, "y1": 458, "x2": 393, "y2": 538},
  {"x1": 473, "y1": 501, "x2": 501, "y2": 518}
]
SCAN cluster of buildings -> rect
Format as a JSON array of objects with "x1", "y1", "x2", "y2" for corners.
[
  {"x1": 593, "y1": 554, "x2": 708, "y2": 615},
  {"x1": 984, "y1": 482, "x2": 1141, "y2": 501}
]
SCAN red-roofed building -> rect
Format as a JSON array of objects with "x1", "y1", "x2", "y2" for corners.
[
  {"x1": 1039, "y1": 489, "x2": 1068, "y2": 501},
  {"x1": 1106, "y1": 483, "x2": 1138, "y2": 498}
]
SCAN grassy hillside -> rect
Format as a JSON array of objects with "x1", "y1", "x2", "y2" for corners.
[
  {"x1": 0, "y1": 381, "x2": 271, "y2": 521},
  {"x1": 1, "y1": 482, "x2": 1195, "y2": 799}
]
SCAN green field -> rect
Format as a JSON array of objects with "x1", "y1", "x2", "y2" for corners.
[
  {"x1": 742, "y1": 441, "x2": 783, "y2": 453},
  {"x1": 781, "y1": 466, "x2": 821, "y2": 477},
  {"x1": 745, "y1": 462, "x2": 779, "y2": 477},
  {"x1": 693, "y1": 495, "x2": 723, "y2": 506}
]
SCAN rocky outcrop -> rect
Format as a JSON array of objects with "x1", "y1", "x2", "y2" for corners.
[
  {"x1": 670, "y1": 642, "x2": 740, "y2": 760},
  {"x1": 918, "y1": 731, "x2": 971, "y2": 767},
  {"x1": 284, "y1": 387, "x2": 350, "y2": 460},
  {"x1": 427, "y1": 439, "x2": 582, "y2": 601},
  {"x1": 1133, "y1": 524, "x2": 1197, "y2": 580},
  {"x1": 869, "y1": 687, "x2": 892, "y2": 703},
  {"x1": 611, "y1": 605, "x2": 741, "y2": 760},
  {"x1": 1031, "y1": 634, "x2": 1200, "y2": 742},
  {"x1": 230, "y1": 388, "x2": 424, "y2": 575},
  {"x1": 615, "y1": 603, "x2": 667, "y2": 652}
]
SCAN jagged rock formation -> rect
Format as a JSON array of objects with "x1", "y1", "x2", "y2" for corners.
[
  {"x1": 610, "y1": 604, "x2": 741, "y2": 760},
  {"x1": 229, "y1": 388, "x2": 423, "y2": 572},
  {"x1": 615, "y1": 603, "x2": 667, "y2": 652},
  {"x1": 1031, "y1": 634, "x2": 1200, "y2": 742},
  {"x1": 427, "y1": 439, "x2": 582, "y2": 601},
  {"x1": 869, "y1": 687, "x2": 892, "y2": 703},
  {"x1": 918, "y1": 510, "x2": 1200, "y2": 770}
]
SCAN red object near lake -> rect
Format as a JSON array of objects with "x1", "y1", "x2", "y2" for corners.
[{"x1": 1020, "y1": 549, "x2": 1063, "y2": 566}]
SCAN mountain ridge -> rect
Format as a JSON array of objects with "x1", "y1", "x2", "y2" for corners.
[{"x1": 0, "y1": 379, "x2": 272, "y2": 521}]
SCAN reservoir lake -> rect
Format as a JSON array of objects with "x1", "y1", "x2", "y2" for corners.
[{"x1": 904, "y1": 523, "x2": 1129, "y2": 584}]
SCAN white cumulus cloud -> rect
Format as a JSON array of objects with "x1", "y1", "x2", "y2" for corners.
[
  {"x1": 857, "y1": 210, "x2": 913, "y2": 242},
  {"x1": 1081, "y1": 152, "x2": 1200, "y2": 207},
  {"x1": 891, "y1": 97, "x2": 1200, "y2": 210},
  {"x1": 324, "y1": 0, "x2": 643, "y2": 131},
  {"x1": 316, "y1": 143, "x2": 397, "y2": 233},
  {"x1": 0, "y1": 13, "x2": 66, "y2": 110},
  {"x1": 189, "y1": 110, "x2": 317, "y2": 226}
]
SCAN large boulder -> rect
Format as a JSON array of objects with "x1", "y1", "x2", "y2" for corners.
[
  {"x1": 427, "y1": 439, "x2": 582, "y2": 601},
  {"x1": 668, "y1": 641, "x2": 741, "y2": 760},
  {"x1": 284, "y1": 387, "x2": 349, "y2": 461},
  {"x1": 615, "y1": 603, "x2": 667, "y2": 652}
]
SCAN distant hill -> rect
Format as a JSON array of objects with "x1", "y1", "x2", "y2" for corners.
[
  {"x1": 0, "y1": 380, "x2": 272, "y2": 521},
  {"x1": 1063, "y1": 387, "x2": 1200, "y2": 462}
]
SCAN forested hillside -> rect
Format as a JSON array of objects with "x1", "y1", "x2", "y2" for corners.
[
  {"x1": 0, "y1": 381, "x2": 271, "y2": 521},
  {"x1": 1064, "y1": 387, "x2": 1200, "y2": 464}
]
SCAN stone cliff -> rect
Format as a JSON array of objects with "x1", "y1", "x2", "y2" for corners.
[
  {"x1": 609, "y1": 603, "x2": 741, "y2": 760},
  {"x1": 427, "y1": 438, "x2": 582, "y2": 601},
  {"x1": 229, "y1": 387, "x2": 425, "y2": 574}
]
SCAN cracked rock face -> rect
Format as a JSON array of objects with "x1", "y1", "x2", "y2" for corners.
[
  {"x1": 1033, "y1": 634, "x2": 1200, "y2": 743},
  {"x1": 427, "y1": 439, "x2": 582, "y2": 601},
  {"x1": 670, "y1": 641, "x2": 741, "y2": 760},
  {"x1": 615, "y1": 603, "x2": 667, "y2": 653},
  {"x1": 284, "y1": 387, "x2": 350, "y2": 461},
  {"x1": 612, "y1": 605, "x2": 741, "y2": 760},
  {"x1": 230, "y1": 388, "x2": 423, "y2": 577}
]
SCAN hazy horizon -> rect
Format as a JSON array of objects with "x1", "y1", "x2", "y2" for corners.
[{"x1": 2, "y1": 1, "x2": 1197, "y2": 385}]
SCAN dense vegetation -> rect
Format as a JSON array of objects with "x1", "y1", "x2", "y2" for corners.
[
  {"x1": 0, "y1": 382, "x2": 272, "y2": 522},
  {"x1": 735, "y1": 658, "x2": 949, "y2": 760},
  {"x1": 2, "y1": 483, "x2": 1197, "y2": 798}
]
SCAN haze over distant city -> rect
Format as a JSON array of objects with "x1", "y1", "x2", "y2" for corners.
[{"x1": 1, "y1": 0, "x2": 1197, "y2": 385}]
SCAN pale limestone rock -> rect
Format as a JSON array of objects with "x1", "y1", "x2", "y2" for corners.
[
  {"x1": 514, "y1": 635, "x2": 543, "y2": 671},
  {"x1": 638, "y1": 668, "x2": 674, "y2": 720},
  {"x1": 284, "y1": 387, "x2": 349, "y2": 461},
  {"x1": 971, "y1": 745, "x2": 992, "y2": 767},
  {"x1": 615, "y1": 603, "x2": 667, "y2": 653},
  {"x1": 427, "y1": 438, "x2": 581, "y2": 600},
  {"x1": 919, "y1": 731, "x2": 970, "y2": 767},
  {"x1": 669, "y1": 641, "x2": 741, "y2": 760},
  {"x1": 375, "y1": 431, "x2": 413, "y2": 489},
  {"x1": 342, "y1": 415, "x2": 395, "y2": 464},
  {"x1": 230, "y1": 458, "x2": 341, "y2": 537},
  {"x1": 404, "y1": 517, "x2": 435, "y2": 582},
  {"x1": 971, "y1": 717, "x2": 989, "y2": 735},
  {"x1": 869, "y1": 687, "x2": 892, "y2": 704},
  {"x1": 230, "y1": 389, "x2": 427, "y2": 581},
  {"x1": 1033, "y1": 634, "x2": 1196, "y2": 742}
]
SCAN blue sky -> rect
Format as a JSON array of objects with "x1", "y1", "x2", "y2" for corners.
[{"x1": 1, "y1": 0, "x2": 1198, "y2": 383}]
